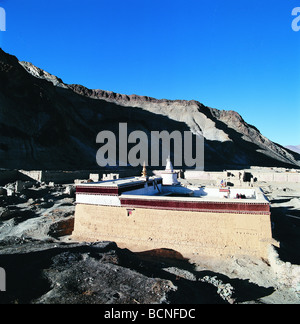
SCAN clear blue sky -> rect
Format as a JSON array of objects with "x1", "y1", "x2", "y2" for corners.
[{"x1": 0, "y1": 0, "x2": 299, "y2": 146}]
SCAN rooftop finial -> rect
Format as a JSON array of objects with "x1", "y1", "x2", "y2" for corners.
[
  {"x1": 141, "y1": 161, "x2": 147, "y2": 177},
  {"x1": 165, "y1": 156, "x2": 174, "y2": 172}
]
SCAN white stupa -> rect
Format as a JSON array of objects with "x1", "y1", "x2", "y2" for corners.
[{"x1": 161, "y1": 157, "x2": 179, "y2": 186}]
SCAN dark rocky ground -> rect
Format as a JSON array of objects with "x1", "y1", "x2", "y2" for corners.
[
  {"x1": 0, "y1": 239, "x2": 175, "y2": 304},
  {"x1": 0, "y1": 238, "x2": 280, "y2": 305},
  {"x1": 0, "y1": 181, "x2": 299, "y2": 304}
]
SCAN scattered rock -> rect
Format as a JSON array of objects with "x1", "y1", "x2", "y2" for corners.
[
  {"x1": 64, "y1": 185, "x2": 75, "y2": 198},
  {"x1": 48, "y1": 216, "x2": 75, "y2": 239},
  {"x1": 0, "y1": 187, "x2": 7, "y2": 196},
  {"x1": 0, "y1": 208, "x2": 18, "y2": 221},
  {"x1": 0, "y1": 241, "x2": 176, "y2": 304},
  {"x1": 200, "y1": 276, "x2": 235, "y2": 304}
]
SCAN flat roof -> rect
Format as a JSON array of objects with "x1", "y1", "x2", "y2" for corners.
[
  {"x1": 120, "y1": 187, "x2": 269, "y2": 204},
  {"x1": 77, "y1": 176, "x2": 161, "y2": 188}
]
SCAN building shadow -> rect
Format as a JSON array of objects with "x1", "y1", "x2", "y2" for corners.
[
  {"x1": 271, "y1": 201, "x2": 300, "y2": 265},
  {"x1": 118, "y1": 248, "x2": 275, "y2": 304},
  {"x1": 0, "y1": 241, "x2": 276, "y2": 304}
]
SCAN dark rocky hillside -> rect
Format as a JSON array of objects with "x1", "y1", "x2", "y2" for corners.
[{"x1": 0, "y1": 48, "x2": 299, "y2": 171}]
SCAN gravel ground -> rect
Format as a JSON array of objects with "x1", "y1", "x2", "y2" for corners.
[{"x1": 0, "y1": 180, "x2": 299, "y2": 304}]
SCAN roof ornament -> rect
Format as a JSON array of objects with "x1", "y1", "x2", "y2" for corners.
[
  {"x1": 165, "y1": 156, "x2": 174, "y2": 172},
  {"x1": 141, "y1": 161, "x2": 147, "y2": 178}
]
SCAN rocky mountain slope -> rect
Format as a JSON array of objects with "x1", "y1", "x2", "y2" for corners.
[
  {"x1": 285, "y1": 145, "x2": 300, "y2": 155},
  {"x1": 0, "y1": 48, "x2": 299, "y2": 171}
]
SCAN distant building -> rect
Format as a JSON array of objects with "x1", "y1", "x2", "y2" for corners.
[{"x1": 72, "y1": 161, "x2": 277, "y2": 259}]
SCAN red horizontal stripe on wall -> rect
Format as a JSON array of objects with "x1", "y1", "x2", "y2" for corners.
[
  {"x1": 120, "y1": 198, "x2": 270, "y2": 214},
  {"x1": 76, "y1": 186, "x2": 119, "y2": 195},
  {"x1": 76, "y1": 182, "x2": 147, "y2": 196}
]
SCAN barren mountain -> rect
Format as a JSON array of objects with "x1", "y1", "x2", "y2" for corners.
[
  {"x1": 0, "y1": 48, "x2": 299, "y2": 171},
  {"x1": 285, "y1": 145, "x2": 300, "y2": 155}
]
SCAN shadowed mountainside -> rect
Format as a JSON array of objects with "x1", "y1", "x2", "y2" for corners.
[{"x1": 0, "y1": 48, "x2": 299, "y2": 171}]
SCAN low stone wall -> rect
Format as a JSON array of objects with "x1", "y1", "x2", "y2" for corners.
[
  {"x1": 184, "y1": 171, "x2": 224, "y2": 181},
  {"x1": 184, "y1": 170, "x2": 300, "y2": 184},
  {"x1": 18, "y1": 169, "x2": 139, "y2": 184},
  {"x1": 72, "y1": 204, "x2": 276, "y2": 259},
  {"x1": 18, "y1": 170, "x2": 97, "y2": 184},
  {"x1": 251, "y1": 171, "x2": 300, "y2": 183},
  {"x1": 18, "y1": 170, "x2": 43, "y2": 182},
  {"x1": 42, "y1": 171, "x2": 91, "y2": 184}
]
